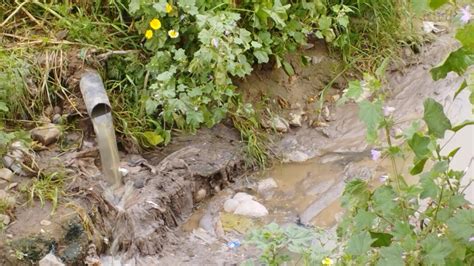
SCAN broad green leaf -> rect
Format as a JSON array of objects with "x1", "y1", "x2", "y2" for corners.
[
  {"x1": 253, "y1": 50, "x2": 269, "y2": 64},
  {"x1": 370, "y1": 232, "x2": 393, "y2": 247},
  {"x1": 376, "y1": 244, "x2": 404, "y2": 266},
  {"x1": 431, "y1": 48, "x2": 474, "y2": 80},
  {"x1": 186, "y1": 110, "x2": 204, "y2": 128},
  {"x1": 145, "y1": 99, "x2": 158, "y2": 115},
  {"x1": 372, "y1": 186, "x2": 399, "y2": 218},
  {"x1": 142, "y1": 131, "x2": 163, "y2": 146},
  {"x1": 392, "y1": 221, "x2": 413, "y2": 241},
  {"x1": 408, "y1": 132, "x2": 431, "y2": 158},
  {"x1": 282, "y1": 61, "x2": 295, "y2": 76},
  {"x1": 410, "y1": 157, "x2": 428, "y2": 175},
  {"x1": 429, "y1": 0, "x2": 448, "y2": 10},
  {"x1": 358, "y1": 100, "x2": 384, "y2": 143},
  {"x1": 420, "y1": 175, "x2": 439, "y2": 199},
  {"x1": 129, "y1": 0, "x2": 141, "y2": 14},
  {"x1": 354, "y1": 210, "x2": 376, "y2": 230},
  {"x1": 0, "y1": 102, "x2": 8, "y2": 112},
  {"x1": 423, "y1": 98, "x2": 451, "y2": 138},
  {"x1": 448, "y1": 194, "x2": 468, "y2": 209},
  {"x1": 346, "y1": 231, "x2": 374, "y2": 256},
  {"x1": 456, "y1": 24, "x2": 474, "y2": 51},
  {"x1": 421, "y1": 234, "x2": 454, "y2": 264},
  {"x1": 447, "y1": 209, "x2": 474, "y2": 241},
  {"x1": 341, "y1": 179, "x2": 370, "y2": 210}
]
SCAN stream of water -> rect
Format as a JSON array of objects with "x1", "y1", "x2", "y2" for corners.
[{"x1": 91, "y1": 113, "x2": 121, "y2": 187}]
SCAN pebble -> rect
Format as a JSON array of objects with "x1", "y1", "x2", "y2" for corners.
[
  {"x1": 257, "y1": 178, "x2": 278, "y2": 193},
  {"x1": 195, "y1": 189, "x2": 207, "y2": 202},
  {"x1": 270, "y1": 116, "x2": 290, "y2": 132},
  {"x1": 0, "y1": 168, "x2": 13, "y2": 182},
  {"x1": 30, "y1": 123, "x2": 61, "y2": 145},
  {"x1": 40, "y1": 220, "x2": 52, "y2": 226},
  {"x1": 118, "y1": 167, "x2": 129, "y2": 177},
  {"x1": 0, "y1": 189, "x2": 15, "y2": 206},
  {"x1": 289, "y1": 112, "x2": 303, "y2": 127}
]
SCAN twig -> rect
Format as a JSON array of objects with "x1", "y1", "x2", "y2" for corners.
[
  {"x1": 96, "y1": 50, "x2": 140, "y2": 61},
  {"x1": 0, "y1": 0, "x2": 29, "y2": 28}
]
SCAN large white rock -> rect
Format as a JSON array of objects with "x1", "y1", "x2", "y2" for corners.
[
  {"x1": 257, "y1": 178, "x2": 278, "y2": 193},
  {"x1": 233, "y1": 192, "x2": 253, "y2": 203},
  {"x1": 223, "y1": 198, "x2": 239, "y2": 213},
  {"x1": 234, "y1": 199, "x2": 268, "y2": 218},
  {"x1": 39, "y1": 253, "x2": 65, "y2": 266}
]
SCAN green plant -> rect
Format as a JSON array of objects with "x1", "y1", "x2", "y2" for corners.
[
  {"x1": 27, "y1": 172, "x2": 66, "y2": 214},
  {"x1": 247, "y1": 223, "x2": 333, "y2": 266}
]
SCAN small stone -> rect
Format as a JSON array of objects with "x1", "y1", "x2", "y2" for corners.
[
  {"x1": 283, "y1": 151, "x2": 309, "y2": 163},
  {"x1": 311, "y1": 56, "x2": 324, "y2": 65},
  {"x1": 270, "y1": 116, "x2": 289, "y2": 133},
  {"x1": 118, "y1": 167, "x2": 129, "y2": 177},
  {"x1": 0, "y1": 214, "x2": 10, "y2": 225},
  {"x1": 257, "y1": 178, "x2": 278, "y2": 193},
  {"x1": 52, "y1": 114, "x2": 61, "y2": 124},
  {"x1": 233, "y1": 192, "x2": 253, "y2": 203},
  {"x1": 31, "y1": 123, "x2": 61, "y2": 146},
  {"x1": 39, "y1": 253, "x2": 65, "y2": 266},
  {"x1": 0, "y1": 189, "x2": 15, "y2": 206},
  {"x1": 332, "y1": 94, "x2": 340, "y2": 102},
  {"x1": 53, "y1": 106, "x2": 62, "y2": 115},
  {"x1": 0, "y1": 168, "x2": 13, "y2": 182},
  {"x1": 234, "y1": 199, "x2": 268, "y2": 218},
  {"x1": 289, "y1": 112, "x2": 303, "y2": 127},
  {"x1": 195, "y1": 189, "x2": 207, "y2": 202},
  {"x1": 40, "y1": 220, "x2": 52, "y2": 226},
  {"x1": 223, "y1": 198, "x2": 239, "y2": 213}
]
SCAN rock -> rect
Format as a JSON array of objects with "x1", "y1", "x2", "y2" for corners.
[
  {"x1": 0, "y1": 214, "x2": 10, "y2": 225},
  {"x1": 39, "y1": 253, "x2": 65, "y2": 266},
  {"x1": 257, "y1": 178, "x2": 278, "y2": 193},
  {"x1": 31, "y1": 123, "x2": 61, "y2": 145},
  {"x1": 40, "y1": 220, "x2": 52, "y2": 226},
  {"x1": 289, "y1": 112, "x2": 303, "y2": 127},
  {"x1": 0, "y1": 168, "x2": 13, "y2": 182},
  {"x1": 223, "y1": 198, "x2": 239, "y2": 213},
  {"x1": 233, "y1": 192, "x2": 253, "y2": 203},
  {"x1": 0, "y1": 189, "x2": 15, "y2": 206},
  {"x1": 283, "y1": 151, "x2": 309, "y2": 163},
  {"x1": 234, "y1": 199, "x2": 268, "y2": 218},
  {"x1": 270, "y1": 116, "x2": 289, "y2": 132},
  {"x1": 195, "y1": 189, "x2": 207, "y2": 202},
  {"x1": 118, "y1": 167, "x2": 129, "y2": 177},
  {"x1": 52, "y1": 114, "x2": 62, "y2": 124}
]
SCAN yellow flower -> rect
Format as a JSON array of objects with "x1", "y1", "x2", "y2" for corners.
[
  {"x1": 165, "y1": 3, "x2": 173, "y2": 13},
  {"x1": 145, "y1": 29, "x2": 153, "y2": 39},
  {"x1": 168, "y1": 30, "x2": 179, "y2": 38},
  {"x1": 322, "y1": 257, "x2": 333, "y2": 265},
  {"x1": 150, "y1": 18, "x2": 161, "y2": 30}
]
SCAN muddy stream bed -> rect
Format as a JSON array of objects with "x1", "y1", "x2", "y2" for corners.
[{"x1": 0, "y1": 32, "x2": 472, "y2": 266}]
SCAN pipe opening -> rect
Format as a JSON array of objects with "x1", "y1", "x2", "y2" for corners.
[{"x1": 91, "y1": 103, "x2": 112, "y2": 118}]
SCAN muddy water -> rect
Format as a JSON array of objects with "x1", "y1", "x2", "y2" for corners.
[
  {"x1": 92, "y1": 113, "x2": 121, "y2": 186},
  {"x1": 257, "y1": 36, "x2": 473, "y2": 227}
]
